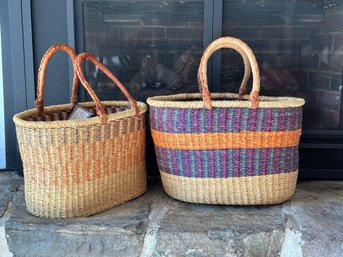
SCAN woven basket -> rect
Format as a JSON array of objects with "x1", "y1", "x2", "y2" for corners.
[
  {"x1": 147, "y1": 37, "x2": 305, "y2": 205},
  {"x1": 13, "y1": 44, "x2": 147, "y2": 218}
]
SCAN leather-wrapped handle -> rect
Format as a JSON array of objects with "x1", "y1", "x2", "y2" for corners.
[
  {"x1": 35, "y1": 43, "x2": 79, "y2": 115},
  {"x1": 75, "y1": 52, "x2": 140, "y2": 120},
  {"x1": 198, "y1": 37, "x2": 260, "y2": 109},
  {"x1": 198, "y1": 42, "x2": 252, "y2": 100}
]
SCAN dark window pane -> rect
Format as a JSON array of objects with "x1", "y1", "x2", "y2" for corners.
[
  {"x1": 222, "y1": 0, "x2": 343, "y2": 129},
  {"x1": 300, "y1": 148, "x2": 343, "y2": 169}
]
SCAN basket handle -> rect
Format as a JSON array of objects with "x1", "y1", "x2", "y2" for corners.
[
  {"x1": 205, "y1": 43, "x2": 251, "y2": 99},
  {"x1": 75, "y1": 52, "x2": 140, "y2": 117},
  {"x1": 198, "y1": 37, "x2": 260, "y2": 109},
  {"x1": 36, "y1": 43, "x2": 80, "y2": 115}
]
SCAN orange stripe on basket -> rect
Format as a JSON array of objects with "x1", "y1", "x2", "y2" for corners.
[
  {"x1": 22, "y1": 129, "x2": 145, "y2": 186},
  {"x1": 151, "y1": 129, "x2": 301, "y2": 150}
]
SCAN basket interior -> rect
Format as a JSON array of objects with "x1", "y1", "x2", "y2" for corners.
[
  {"x1": 171, "y1": 96, "x2": 280, "y2": 102},
  {"x1": 24, "y1": 106, "x2": 129, "y2": 122},
  {"x1": 177, "y1": 97, "x2": 249, "y2": 102}
]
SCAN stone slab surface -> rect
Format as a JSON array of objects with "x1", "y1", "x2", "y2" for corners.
[
  {"x1": 2, "y1": 172, "x2": 343, "y2": 257},
  {"x1": 0, "y1": 172, "x2": 22, "y2": 218},
  {"x1": 282, "y1": 181, "x2": 343, "y2": 257},
  {"x1": 0, "y1": 172, "x2": 23, "y2": 257}
]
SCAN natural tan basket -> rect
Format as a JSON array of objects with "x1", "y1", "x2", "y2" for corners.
[
  {"x1": 147, "y1": 37, "x2": 305, "y2": 205},
  {"x1": 13, "y1": 44, "x2": 147, "y2": 218}
]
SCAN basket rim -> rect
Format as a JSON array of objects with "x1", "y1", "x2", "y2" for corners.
[
  {"x1": 13, "y1": 100, "x2": 147, "y2": 129},
  {"x1": 147, "y1": 93, "x2": 305, "y2": 109}
]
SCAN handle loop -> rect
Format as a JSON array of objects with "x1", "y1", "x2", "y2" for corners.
[
  {"x1": 198, "y1": 42, "x2": 252, "y2": 100},
  {"x1": 35, "y1": 43, "x2": 79, "y2": 115},
  {"x1": 75, "y1": 52, "x2": 140, "y2": 122},
  {"x1": 198, "y1": 37, "x2": 260, "y2": 109}
]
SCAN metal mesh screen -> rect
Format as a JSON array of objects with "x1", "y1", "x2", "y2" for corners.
[
  {"x1": 74, "y1": 0, "x2": 204, "y2": 102},
  {"x1": 222, "y1": 0, "x2": 343, "y2": 129}
]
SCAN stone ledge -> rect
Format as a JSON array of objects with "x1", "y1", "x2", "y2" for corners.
[
  {"x1": 0, "y1": 172, "x2": 23, "y2": 257},
  {"x1": 2, "y1": 172, "x2": 343, "y2": 257}
]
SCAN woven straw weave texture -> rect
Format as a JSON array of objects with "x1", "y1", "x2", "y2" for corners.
[
  {"x1": 13, "y1": 44, "x2": 147, "y2": 218},
  {"x1": 147, "y1": 37, "x2": 305, "y2": 205}
]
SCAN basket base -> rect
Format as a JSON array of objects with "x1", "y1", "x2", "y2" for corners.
[
  {"x1": 25, "y1": 163, "x2": 147, "y2": 218},
  {"x1": 160, "y1": 170, "x2": 298, "y2": 205}
]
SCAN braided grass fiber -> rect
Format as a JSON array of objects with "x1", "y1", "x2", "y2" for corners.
[
  {"x1": 161, "y1": 170, "x2": 298, "y2": 205},
  {"x1": 13, "y1": 44, "x2": 148, "y2": 218},
  {"x1": 147, "y1": 92, "x2": 305, "y2": 109},
  {"x1": 14, "y1": 105, "x2": 146, "y2": 218},
  {"x1": 147, "y1": 37, "x2": 304, "y2": 205},
  {"x1": 14, "y1": 102, "x2": 147, "y2": 218}
]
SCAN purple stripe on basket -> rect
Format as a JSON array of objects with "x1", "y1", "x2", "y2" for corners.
[
  {"x1": 159, "y1": 148, "x2": 170, "y2": 173},
  {"x1": 180, "y1": 109, "x2": 186, "y2": 132},
  {"x1": 272, "y1": 108, "x2": 279, "y2": 131},
  {"x1": 189, "y1": 148, "x2": 197, "y2": 177},
  {"x1": 249, "y1": 109, "x2": 258, "y2": 131},
  {"x1": 195, "y1": 150, "x2": 204, "y2": 177},
  {"x1": 278, "y1": 108, "x2": 286, "y2": 131},
  {"x1": 299, "y1": 109, "x2": 303, "y2": 129},
  {"x1": 294, "y1": 148, "x2": 299, "y2": 169},
  {"x1": 168, "y1": 109, "x2": 174, "y2": 133},
  {"x1": 150, "y1": 106, "x2": 302, "y2": 133},
  {"x1": 221, "y1": 149, "x2": 228, "y2": 178},
  {"x1": 207, "y1": 109, "x2": 214, "y2": 131},
  {"x1": 267, "y1": 148, "x2": 274, "y2": 175},
  {"x1": 149, "y1": 107, "x2": 155, "y2": 124},
  {"x1": 234, "y1": 108, "x2": 243, "y2": 132},
  {"x1": 285, "y1": 145, "x2": 291, "y2": 172},
  {"x1": 202, "y1": 150, "x2": 209, "y2": 178},
  {"x1": 296, "y1": 108, "x2": 302, "y2": 131},
  {"x1": 214, "y1": 149, "x2": 222, "y2": 177},
  {"x1": 265, "y1": 108, "x2": 273, "y2": 131},
  {"x1": 219, "y1": 108, "x2": 228, "y2": 131},
  {"x1": 290, "y1": 108, "x2": 297, "y2": 131},
  {"x1": 243, "y1": 148, "x2": 248, "y2": 176},
  {"x1": 154, "y1": 146, "x2": 298, "y2": 178},
  {"x1": 165, "y1": 149, "x2": 172, "y2": 173},
  {"x1": 233, "y1": 149, "x2": 241, "y2": 177},
  {"x1": 159, "y1": 108, "x2": 166, "y2": 132},
  {"x1": 260, "y1": 148, "x2": 268, "y2": 176},
  {"x1": 209, "y1": 150, "x2": 216, "y2": 178},
  {"x1": 246, "y1": 149, "x2": 254, "y2": 176},
  {"x1": 174, "y1": 109, "x2": 180, "y2": 132},
  {"x1": 183, "y1": 150, "x2": 191, "y2": 177},
  {"x1": 274, "y1": 148, "x2": 281, "y2": 174},
  {"x1": 176, "y1": 149, "x2": 184, "y2": 177},
  {"x1": 193, "y1": 110, "x2": 200, "y2": 131},
  {"x1": 157, "y1": 148, "x2": 165, "y2": 172},
  {"x1": 200, "y1": 110, "x2": 206, "y2": 135},
  {"x1": 241, "y1": 109, "x2": 249, "y2": 131},
  {"x1": 253, "y1": 149, "x2": 260, "y2": 176},
  {"x1": 171, "y1": 148, "x2": 179, "y2": 175}
]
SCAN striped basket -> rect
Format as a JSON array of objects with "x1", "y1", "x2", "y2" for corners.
[
  {"x1": 147, "y1": 37, "x2": 305, "y2": 205},
  {"x1": 13, "y1": 44, "x2": 147, "y2": 218}
]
